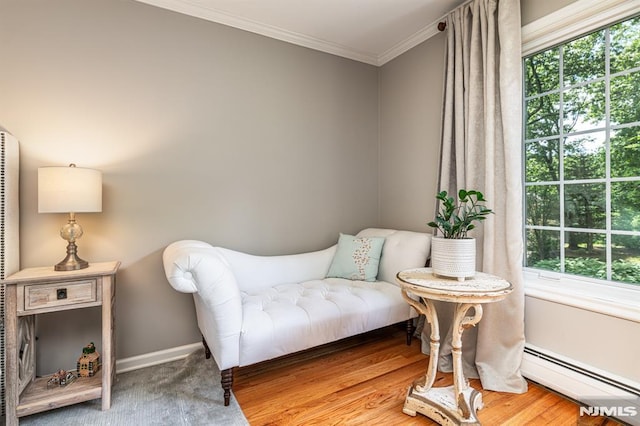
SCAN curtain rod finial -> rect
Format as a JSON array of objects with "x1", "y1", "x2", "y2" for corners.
[{"x1": 438, "y1": 21, "x2": 447, "y2": 31}]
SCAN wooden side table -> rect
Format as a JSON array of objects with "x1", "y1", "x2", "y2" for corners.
[
  {"x1": 396, "y1": 267, "x2": 512, "y2": 426},
  {"x1": 3, "y1": 261, "x2": 120, "y2": 425}
]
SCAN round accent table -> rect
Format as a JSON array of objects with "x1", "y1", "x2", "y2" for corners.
[{"x1": 396, "y1": 267, "x2": 513, "y2": 426}]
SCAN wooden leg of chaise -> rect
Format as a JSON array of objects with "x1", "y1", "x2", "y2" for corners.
[
  {"x1": 221, "y1": 368, "x2": 234, "y2": 406},
  {"x1": 202, "y1": 336, "x2": 211, "y2": 359},
  {"x1": 406, "y1": 319, "x2": 414, "y2": 346},
  {"x1": 202, "y1": 336, "x2": 232, "y2": 406}
]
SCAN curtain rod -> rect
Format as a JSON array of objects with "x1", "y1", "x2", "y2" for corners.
[{"x1": 438, "y1": 0, "x2": 477, "y2": 31}]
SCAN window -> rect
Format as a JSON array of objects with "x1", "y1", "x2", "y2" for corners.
[{"x1": 523, "y1": 15, "x2": 640, "y2": 286}]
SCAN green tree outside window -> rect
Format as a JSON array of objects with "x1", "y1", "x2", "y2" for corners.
[{"x1": 524, "y1": 15, "x2": 640, "y2": 285}]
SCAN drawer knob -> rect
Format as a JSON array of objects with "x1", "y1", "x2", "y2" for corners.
[{"x1": 56, "y1": 288, "x2": 67, "y2": 300}]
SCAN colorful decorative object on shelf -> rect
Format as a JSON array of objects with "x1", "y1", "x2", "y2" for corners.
[
  {"x1": 47, "y1": 369, "x2": 77, "y2": 388},
  {"x1": 77, "y1": 342, "x2": 101, "y2": 377}
]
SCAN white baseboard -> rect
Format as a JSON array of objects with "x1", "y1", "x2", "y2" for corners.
[
  {"x1": 522, "y1": 353, "x2": 626, "y2": 400},
  {"x1": 115, "y1": 342, "x2": 203, "y2": 374},
  {"x1": 522, "y1": 345, "x2": 640, "y2": 425}
]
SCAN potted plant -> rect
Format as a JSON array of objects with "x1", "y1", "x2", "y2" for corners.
[{"x1": 427, "y1": 189, "x2": 493, "y2": 280}]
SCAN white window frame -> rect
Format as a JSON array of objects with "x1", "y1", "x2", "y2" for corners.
[{"x1": 521, "y1": 0, "x2": 640, "y2": 322}]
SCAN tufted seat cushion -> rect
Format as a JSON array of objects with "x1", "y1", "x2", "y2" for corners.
[{"x1": 239, "y1": 278, "x2": 411, "y2": 366}]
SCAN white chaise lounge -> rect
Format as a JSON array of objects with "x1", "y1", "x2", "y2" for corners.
[{"x1": 162, "y1": 228, "x2": 431, "y2": 405}]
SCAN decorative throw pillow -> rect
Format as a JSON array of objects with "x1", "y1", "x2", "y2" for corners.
[{"x1": 326, "y1": 233, "x2": 385, "y2": 281}]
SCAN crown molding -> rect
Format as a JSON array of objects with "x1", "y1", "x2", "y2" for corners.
[
  {"x1": 377, "y1": 21, "x2": 442, "y2": 66},
  {"x1": 135, "y1": 0, "x2": 446, "y2": 67},
  {"x1": 135, "y1": 0, "x2": 380, "y2": 65}
]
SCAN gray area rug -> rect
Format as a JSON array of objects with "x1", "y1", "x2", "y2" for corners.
[{"x1": 20, "y1": 349, "x2": 249, "y2": 425}]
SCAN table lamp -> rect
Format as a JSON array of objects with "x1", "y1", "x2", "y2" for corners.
[{"x1": 38, "y1": 164, "x2": 102, "y2": 271}]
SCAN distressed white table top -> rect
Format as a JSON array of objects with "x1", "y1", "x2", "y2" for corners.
[
  {"x1": 2, "y1": 261, "x2": 120, "y2": 284},
  {"x1": 396, "y1": 267, "x2": 513, "y2": 303}
]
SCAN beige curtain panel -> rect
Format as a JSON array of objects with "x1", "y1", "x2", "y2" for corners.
[{"x1": 426, "y1": 0, "x2": 528, "y2": 394}]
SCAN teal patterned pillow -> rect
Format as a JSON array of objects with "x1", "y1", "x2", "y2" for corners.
[{"x1": 326, "y1": 233, "x2": 385, "y2": 281}]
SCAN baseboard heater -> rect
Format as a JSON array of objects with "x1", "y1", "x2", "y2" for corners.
[{"x1": 522, "y1": 344, "x2": 640, "y2": 425}]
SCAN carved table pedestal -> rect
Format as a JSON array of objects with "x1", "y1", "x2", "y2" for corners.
[{"x1": 396, "y1": 268, "x2": 512, "y2": 425}]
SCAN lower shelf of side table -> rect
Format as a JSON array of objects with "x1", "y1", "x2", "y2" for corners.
[
  {"x1": 17, "y1": 373, "x2": 102, "y2": 418},
  {"x1": 403, "y1": 383, "x2": 483, "y2": 425}
]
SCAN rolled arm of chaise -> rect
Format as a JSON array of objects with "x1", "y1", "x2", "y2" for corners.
[{"x1": 162, "y1": 240, "x2": 243, "y2": 369}]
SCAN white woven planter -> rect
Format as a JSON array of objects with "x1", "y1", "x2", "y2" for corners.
[{"x1": 431, "y1": 237, "x2": 476, "y2": 281}]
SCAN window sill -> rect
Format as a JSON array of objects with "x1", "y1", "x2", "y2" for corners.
[{"x1": 523, "y1": 269, "x2": 640, "y2": 323}]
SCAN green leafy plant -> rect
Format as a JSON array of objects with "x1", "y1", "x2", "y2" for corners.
[{"x1": 428, "y1": 189, "x2": 493, "y2": 239}]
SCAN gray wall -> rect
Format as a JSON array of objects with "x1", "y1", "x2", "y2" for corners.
[
  {"x1": 1, "y1": 0, "x2": 379, "y2": 373},
  {"x1": 378, "y1": 32, "x2": 445, "y2": 231}
]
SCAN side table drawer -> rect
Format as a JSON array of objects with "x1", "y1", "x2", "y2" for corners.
[{"x1": 22, "y1": 279, "x2": 98, "y2": 312}]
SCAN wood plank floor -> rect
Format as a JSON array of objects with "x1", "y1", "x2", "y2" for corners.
[{"x1": 234, "y1": 325, "x2": 620, "y2": 425}]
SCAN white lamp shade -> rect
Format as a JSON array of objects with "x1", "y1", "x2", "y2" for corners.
[{"x1": 38, "y1": 166, "x2": 102, "y2": 213}]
